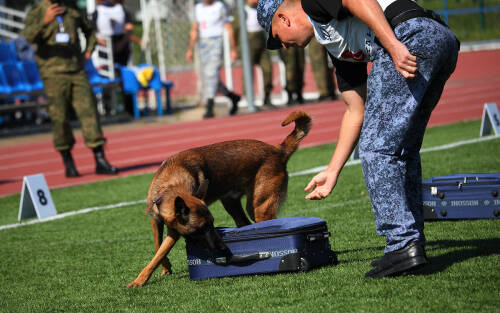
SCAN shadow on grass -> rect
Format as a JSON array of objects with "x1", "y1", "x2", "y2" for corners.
[
  {"x1": 117, "y1": 161, "x2": 162, "y2": 173},
  {"x1": 335, "y1": 238, "x2": 500, "y2": 272},
  {"x1": 413, "y1": 238, "x2": 500, "y2": 275}
]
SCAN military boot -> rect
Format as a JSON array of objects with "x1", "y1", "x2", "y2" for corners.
[
  {"x1": 60, "y1": 149, "x2": 80, "y2": 178},
  {"x1": 93, "y1": 146, "x2": 118, "y2": 175},
  {"x1": 203, "y1": 98, "x2": 215, "y2": 118},
  {"x1": 227, "y1": 92, "x2": 241, "y2": 116}
]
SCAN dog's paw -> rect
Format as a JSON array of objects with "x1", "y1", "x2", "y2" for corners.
[
  {"x1": 161, "y1": 258, "x2": 173, "y2": 276},
  {"x1": 126, "y1": 279, "x2": 146, "y2": 288},
  {"x1": 161, "y1": 267, "x2": 172, "y2": 276}
]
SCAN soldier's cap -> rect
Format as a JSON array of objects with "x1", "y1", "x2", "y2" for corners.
[{"x1": 257, "y1": 0, "x2": 284, "y2": 50}]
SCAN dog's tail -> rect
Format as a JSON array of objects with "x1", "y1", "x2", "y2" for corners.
[{"x1": 279, "y1": 110, "x2": 312, "y2": 161}]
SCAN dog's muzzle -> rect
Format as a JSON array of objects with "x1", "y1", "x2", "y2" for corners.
[{"x1": 187, "y1": 223, "x2": 232, "y2": 259}]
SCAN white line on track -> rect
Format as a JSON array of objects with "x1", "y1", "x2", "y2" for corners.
[{"x1": 1, "y1": 135, "x2": 498, "y2": 232}]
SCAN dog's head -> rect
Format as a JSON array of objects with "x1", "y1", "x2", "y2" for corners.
[{"x1": 149, "y1": 180, "x2": 231, "y2": 258}]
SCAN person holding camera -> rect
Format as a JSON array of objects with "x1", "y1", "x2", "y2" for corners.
[{"x1": 24, "y1": 0, "x2": 118, "y2": 178}]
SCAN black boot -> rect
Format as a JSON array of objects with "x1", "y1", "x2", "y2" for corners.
[
  {"x1": 286, "y1": 91, "x2": 294, "y2": 106},
  {"x1": 203, "y1": 98, "x2": 215, "y2": 118},
  {"x1": 228, "y1": 92, "x2": 240, "y2": 116},
  {"x1": 263, "y1": 92, "x2": 272, "y2": 106},
  {"x1": 296, "y1": 92, "x2": 304, "y2": 104},
  {"x1": 60, "y1": 149, "x2": 80, "y2": 178},
  {"x1": 93, "y1": 146, "x2": 118, "y2": 175}
]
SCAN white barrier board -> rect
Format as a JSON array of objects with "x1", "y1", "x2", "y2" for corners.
[
  {"x1": 480, "y1": 102, "x2": 500, "y2": 137},
  {"x1": 18, "y1": 174, "x2": 57, "y2": 221}
]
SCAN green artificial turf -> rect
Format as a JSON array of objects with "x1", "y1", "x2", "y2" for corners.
[{"x1": 0, "y1": 119, "x2": 499, "y2": 313}]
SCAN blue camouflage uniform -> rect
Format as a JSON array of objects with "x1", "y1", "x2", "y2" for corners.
[{"x1": 257, "y1": 0, "x2": 459, "y2": 253}]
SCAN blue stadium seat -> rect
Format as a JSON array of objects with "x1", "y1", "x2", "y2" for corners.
[
  {"x1": 0, "y1": 62, "x2": 30, "y2": 94},
  {"x1": 118, "y1": 64, "x2": 174, "y2": 119},
  {"x1": 0, "y1": 42, "x2": 18, "y2": 63},
  {"x1": 18, "y1": 61, "x2": 44, "y2": 92}
]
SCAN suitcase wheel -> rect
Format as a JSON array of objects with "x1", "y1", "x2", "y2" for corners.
[
  {"x1": 438, "y1": 192, "x2": 445, "y2": 199},
  {"x1": 494, "y1": 210, "x2": 500, "y2": 217},
  {"x1": 329, "y1": 250, "x2": 339, "y2": 265},
  {"x1": 298, "y1": 257, "x2": 310, "y2": 272},
  {"x1": 492, "y1": 190, "x2": 499, "y2": 197},
  {"x1": 440, "y1": 209, "x2": 448, "y2": 217}
]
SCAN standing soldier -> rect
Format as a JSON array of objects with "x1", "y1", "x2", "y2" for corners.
[
  {"x1": 234, "y1": 0, "x2": 274, "y2": 106},
  {"x1": 24, "y1": 0, "x2": 118, "y2": 177},
  {"x1": 279, "y1": 46, "x2": 305, "y2": 105},
  {"x1": 308, "y1": 38, "x2": 337, "y2": 101}
]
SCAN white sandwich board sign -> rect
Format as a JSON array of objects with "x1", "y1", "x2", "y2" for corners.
[
  {"x1": 480, "y1": 102, "x2": 500, "y2": 137},
  {"x1": 18, "y1": 174, "x2": 57, "y2": 221}
]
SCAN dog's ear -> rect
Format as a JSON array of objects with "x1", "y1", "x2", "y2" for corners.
[
  {"x1": 194, "y1": 179, "x2": 209, "y2": 200},
  {"x1": 174, "y1": 196, "x2": 190, "y2": 223}
]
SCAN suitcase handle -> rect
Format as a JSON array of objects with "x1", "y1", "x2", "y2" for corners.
[{"x1": 215, "y1": 252, "x2": 271, "y2": 265}]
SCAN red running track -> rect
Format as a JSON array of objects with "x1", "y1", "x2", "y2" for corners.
[{"x1": 1, "y1": 49, "x2": 499, "y2": 197}]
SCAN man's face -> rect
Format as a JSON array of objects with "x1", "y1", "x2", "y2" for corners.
[{"x1": 270, "y1": 10, "x2": 314, "y2": 49}]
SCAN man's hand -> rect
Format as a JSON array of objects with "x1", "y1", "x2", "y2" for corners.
[
  {"x1": 84, "y1": 51, "x2": 91, "y2": 60},
  {"x1": 388, "y1": 40, "x2": 418, "y2": 79},
  {"x1": 43, "y1": 3, "x2": 64, "y2": 26},
  {"x1": 230, "y1": 49, "x2": 238, "y2": 62},
  {"x1": 185, "y1": 49, "x2": 193, "y2": 62},
  {"x1": 304, "y1": 171, "x2": 338, "y2": 200}
]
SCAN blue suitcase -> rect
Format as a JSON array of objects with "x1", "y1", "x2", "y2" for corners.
[
  {"x1": 185, "y1": 216, "x2": 337, "y2": 280},
  {"x1": 422, "y1": 173, "x2": 500, "y2": 220}
]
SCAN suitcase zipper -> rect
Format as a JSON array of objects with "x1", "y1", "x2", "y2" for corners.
[{"x1": 220, "y1": 224, "x2": 329, "y2": 243}]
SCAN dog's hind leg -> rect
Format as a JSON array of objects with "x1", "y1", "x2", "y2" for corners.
[
  {"x1": 221, "y1": 194, "x2": 252, "y2": 227},
  {"x1": 127, "y1": 230, "x2": 180, "y2": 288},
  {"x1": 151, "y1": 217, "x2": 172, "y2": 276},
  {"x1": 252, "y1": 172, "x2": 287, "y2": 222}
]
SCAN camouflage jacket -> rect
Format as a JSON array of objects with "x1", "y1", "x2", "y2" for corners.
[{"x1": 23, "y1": 0, "x2": 97, "y2": 77}]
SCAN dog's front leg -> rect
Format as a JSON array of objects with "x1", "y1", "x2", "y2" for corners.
[
  {"x1": 127, "y1": 231, "x2": 180, "y2": 288},
  {"x1": 151, "y1": 217, "x2": 172, "y2": 276}
]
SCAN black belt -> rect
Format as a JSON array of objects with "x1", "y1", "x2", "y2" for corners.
[{"x1": 388, "y1": 8, "x2": 448, "y2": 29}]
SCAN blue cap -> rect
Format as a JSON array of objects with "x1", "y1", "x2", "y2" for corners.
[{"x1": 257, "y1": 0, "x2": 284, "y2": 50}]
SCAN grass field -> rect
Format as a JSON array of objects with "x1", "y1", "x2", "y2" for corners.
[{"x1": 0, "y1": 119, "x2": 499, "y2": 313}]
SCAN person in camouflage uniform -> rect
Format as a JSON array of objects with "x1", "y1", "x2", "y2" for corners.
[
  {"x1": 233, "y1": 0, "x2": 274, "y2": 106},
  {"x1": 278, "y1": 46, "x2": 305, "y2": 105},
  {"x1": 308, "y1": 38, "x2": 337, "y2": 101},
  {"x1": 24, "y1": 0, "x2": 117, "y2": 177}
]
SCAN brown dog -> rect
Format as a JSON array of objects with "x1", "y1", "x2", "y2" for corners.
[{"x1": 127, "y1": 110, "x2": 311, "y2": 287}]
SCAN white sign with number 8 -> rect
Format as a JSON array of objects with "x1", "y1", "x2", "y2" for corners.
[{"x1": 18, "y1": 174, "x2": 57, "y2": 221}]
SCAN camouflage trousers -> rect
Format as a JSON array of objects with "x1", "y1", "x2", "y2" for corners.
[
  {"x1": 42, "y1": 70, "x2": 106, "y2": 151},
  {"x1": 198, "y1": 36, "x2": 231, "y2": 100},
  {"x1": 359, "y1": 18, "x2": 459, "y2": 253},
  {"x1": 278, "y1": 46, "x2": 305, "y2": 93},
  {"x1": 308, "y1": 38, "x2": 335, "y2": 97},
  {"x1": 248, "y1": 31, "x2": 273, "y2": 94}
]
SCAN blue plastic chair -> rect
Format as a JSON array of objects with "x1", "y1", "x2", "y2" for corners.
[
  {"x1": 0, "y1": 42, "x2": 17, "y2": 63},
  {"x1": 140, "y1": 64, "x2": 173, "y2": 115},
  {"x1": 0, "y1": 62, "x2": 30, "y2": 94},
  {"x1": 119, "y1": 64, "x2": 174, "y2": 118},
  {"x1": 118, "y1": 65, "x2": 141, "y2": 118},
  {"x1": 18, "y1": 61, "x2": 44, "y2": 92},
  {"x1": 85, "y1": 59, "x2": 108, "y2": 85}
]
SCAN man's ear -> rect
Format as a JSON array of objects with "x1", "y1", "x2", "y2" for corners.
[
  {"x1": 174, "y1": 196, "x2": 190, "y2": 223},
  {"x1": 277, "y1": 12, "x2": 291, "y2": 27},
  {"x1": 194, "y1": 179, "x2": 209, "y2": 200}
]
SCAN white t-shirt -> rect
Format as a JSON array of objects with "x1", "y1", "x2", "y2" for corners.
[
  {"x1": 96, "y1": 4, "x2": 126, "y2": 36},
  {"x1": 195, "y1": 1, "x2": 229, "y2": 38},
  {"x1": 245, "y1": 5, "x2": 263, "y2": 33},
  {"x1": 308, "y1": 0, "x2": 398, "y2": 62}
]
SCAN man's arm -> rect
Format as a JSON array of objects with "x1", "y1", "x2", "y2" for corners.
[
  {"x1": 342, "y1": 0, "x2": 417, "y2": 78},
  {"x1": 305, "y1": 84, "x2": 366, "y2": 199},
  {"x1": 23, "y1": 5, "x2": 62, "y2": 44},
  {"x1": 185, "y1": 21, "x2": 199, "y2": 62},
  {"x1": 224, "y1": 22, "x2": 238, "y2": 61},
  {"x1": 79, "y1": 10, "x2": 97, "y2": 59}
]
